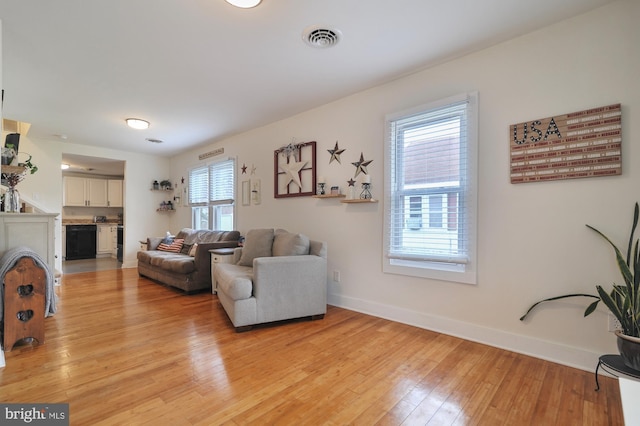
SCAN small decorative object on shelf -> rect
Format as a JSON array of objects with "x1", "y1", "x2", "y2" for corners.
[
  {"x1": 153, "y1": 180, "x2": 160, "y2": 190},
  {"x1": 330, "y1": 186, "x2": 340, "y2": 195},
  {"x1": 1, "y1": 153, "x2": 38, "y2": 213},
  {"x1": 157, "y1": 200, "x2": 175, "y2": 211},
  {"x1": 360, "y1": 175, "x2": 372, "y2": 200},
  {"x1": 1, "y1": 146, "x2": 16, "y2": 165},
  {"x1": 347, "y1": 178, "x2": 356, "y2": 199},
  {"x1": 317, "y1": 176, "x2": 326, "y2": 195},
  {"x1": 160, "y1": 180, "x2": 172, "y2": 190},
  {"x1": 4, "y1": 186, "x2": 21, "y2": 213}
]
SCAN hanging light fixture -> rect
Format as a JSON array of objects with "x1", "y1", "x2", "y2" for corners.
[
  {"x1": 125, "y1": 118, "x2": 150, "y2": 130},
  {"x1": 225, "y1": 0, "x2": 261, "y2": 8}
]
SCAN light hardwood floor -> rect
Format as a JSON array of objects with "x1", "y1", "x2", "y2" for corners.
[{"x1": 1, "y1": 269, "x2": 623, "y2": 425}]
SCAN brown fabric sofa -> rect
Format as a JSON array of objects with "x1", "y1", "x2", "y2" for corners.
[{"x1": 137, "y1": 228, "x2": 240, "y2": 293}]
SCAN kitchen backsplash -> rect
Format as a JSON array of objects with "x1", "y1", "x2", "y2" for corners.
[{"x1": 62, "y1": 206, "x2": 123, "y2": 223}]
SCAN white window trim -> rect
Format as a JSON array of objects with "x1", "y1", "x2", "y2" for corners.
[
  {"x1": 383, "y1": 92, "x2": 478, "y2": 285},
  {"x1": 188, "y1": 157, "x2": 236, "y2": 231}
]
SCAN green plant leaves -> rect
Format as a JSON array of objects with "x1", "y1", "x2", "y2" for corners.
[{"x1": 521, "y1": 202, "x2": 640, "y2": 338}]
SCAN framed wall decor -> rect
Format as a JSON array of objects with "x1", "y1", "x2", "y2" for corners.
[
  {"x1": 241, "y1": 180, "x2": 250, "y2": 206},
  {"x1": 274, "y1": 141, "x2": 316, "y2": 198},
  {"x1": 510, "y1": 103, "x2": 621, "y2": 183},
  {"x1": 251, "y1": 178, "x2": 261, "y2": 205}
]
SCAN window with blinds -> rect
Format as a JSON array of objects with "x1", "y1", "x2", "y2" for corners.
[
  {"x1": 188, "y1": 158, "x2": 235, "y2": 230},
  {"x1": 383, "y1": 92, "x2": 478, "y2": 284}
]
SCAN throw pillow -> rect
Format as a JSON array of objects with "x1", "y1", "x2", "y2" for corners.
[
  {"x1": 188, "y1": 243, "x2": 198, "y2": 257},
  {"x1": 272, "y1": 230, "x2": 310, "y2": 256},
  {"x1": 236, "y1": 228, "x2": 274, "y2": 266},
  {"x1": 158, "y1": 238, "x2": 184, "y2": 253}
]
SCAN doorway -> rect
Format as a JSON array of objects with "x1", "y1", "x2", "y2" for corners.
[{"x1": 61, "y1": 153, "x2": 125, "y2": 273}]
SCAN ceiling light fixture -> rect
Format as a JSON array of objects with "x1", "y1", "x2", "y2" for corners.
[
  {"x1": 225, "y1": 0, "x2": 261, "y2": 8},
  {"x1": 61, "y1": 163, "x2": 70, "y2": 170},
  {"x1": 125, "y1": 118, "x2": 150, "y2": 130}
]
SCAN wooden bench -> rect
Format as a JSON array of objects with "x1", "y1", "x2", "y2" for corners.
[{"x1": 3, "y1": 257, "x2": 45, "y2": 351}]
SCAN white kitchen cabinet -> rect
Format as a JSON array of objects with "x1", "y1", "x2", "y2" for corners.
[
  {"x1": 63, "y1": 176, "x2": 87, "y2": 206},
  {"x1": 87, "y1": 178, "x2": 108, "y2": 207},
  {"x1": 107, "y1": 179, "x2": 123, "y2": 207},
  {"x1": 97, "y1": 225, "x2": 112, "y2": 255},
  {"x1": 63, "y1": 176, "x2": 110, "y2": 207}
]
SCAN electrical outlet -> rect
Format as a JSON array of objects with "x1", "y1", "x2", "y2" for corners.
[
  {"x1": 333, "y1": 270, "x2": 340, "y2": 283},
  {"x1": 608, "y1": 313, "x2": 622, "y2": 332}
]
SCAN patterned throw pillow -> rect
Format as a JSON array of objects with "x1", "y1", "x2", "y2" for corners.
[{"x1": 158, "y1": 238, "x2": 184, "y2": 253}]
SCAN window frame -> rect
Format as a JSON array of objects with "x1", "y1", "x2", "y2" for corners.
[
  {"x1": 188, "y1": 157, "x2": 236, "y2": 231},
  {"x1": 383, "y1": 92, "x2": 478, "y2": 285}
]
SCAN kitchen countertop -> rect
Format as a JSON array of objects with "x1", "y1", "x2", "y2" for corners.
[{"x1": 62, "y1": 219, "x2": 123, "y2": 225}]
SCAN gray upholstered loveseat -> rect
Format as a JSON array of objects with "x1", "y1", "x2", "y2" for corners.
[
  {"x1": 214, "y1": 228, "x2": 327, "y2": 331},
  {"x1": 137, "y1": 228, "x2": 240, "y2": 293}
]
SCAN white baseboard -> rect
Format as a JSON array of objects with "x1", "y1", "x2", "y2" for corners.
[
  {"x1": 328, "y1": 293, "x2": 601, "y2": 373},
  {"x1": 122, "y1": 260, "x2": 137, "y2": 269}
]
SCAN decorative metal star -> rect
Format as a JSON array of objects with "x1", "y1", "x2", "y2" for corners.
[
  {"x1": 327, "y1": 141, "x2": 345, "y2": 164},
  {"x1": 241, "y1": 163, "x2": 248, "y2": 174},
  {"x1": 250, "y1": 164, "x2": 257, "y2": 175},
  {"x1": 279, "y1": 160, "x2": 308, "y2": 189},
  {"x1": 351, "y1": 152, "x2": 373, "y2": 178},
  {"x1": 347, "y1": 178, "x2": 356, "y2": 187}
]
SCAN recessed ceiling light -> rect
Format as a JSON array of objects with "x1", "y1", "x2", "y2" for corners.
[
  {"x1": 225, "y1": 0, "x2": 261, "y2": 8},
  {"x1": 61, "y1": 163, "x2": 70, "y2": 170},
  {"x1": 126, "y1": 118, "x2": 150, "y2": 130}
]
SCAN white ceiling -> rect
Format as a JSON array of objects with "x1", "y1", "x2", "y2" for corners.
[{"x1": 1, "y1": 0, "x2": 616, "y2": 158}]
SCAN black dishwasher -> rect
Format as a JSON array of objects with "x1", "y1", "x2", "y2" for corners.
[{"x1": 66, "y1": 225, "x2": 97, "y2": 260}]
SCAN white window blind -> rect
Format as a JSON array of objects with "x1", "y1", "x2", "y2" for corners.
[
  {"x1": 188, "y1": 166, "x2": 209, "y2": 206},
  {"x1": 384, "y1": 92, "x2": 477, "y2": 284},
  {"x1": 188, "y1": 159, "x2": 235, "y2": 206},
  {"x1": 209, "y1": 160, "x2": 235, "y2": 205}
]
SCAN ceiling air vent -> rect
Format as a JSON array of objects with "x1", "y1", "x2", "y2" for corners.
[
  {"x1": 146, "y1": 138, "x2": 164, "y2": 144},
  {"x1": 303, "y1": 26, "x2": 342, "y2": 48}
]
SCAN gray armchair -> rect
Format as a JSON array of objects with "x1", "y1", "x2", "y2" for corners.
[{"x1": 213, "y1": 229, "x2": 327, "y2": 331}]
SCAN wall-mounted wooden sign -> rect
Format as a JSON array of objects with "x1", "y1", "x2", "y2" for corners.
[
  {"x1": 199, "y1": 147, "x2": 224, "y2": 161},
  {"x1": 510, "y1": 104, "x2": 621, "y2": 183}
]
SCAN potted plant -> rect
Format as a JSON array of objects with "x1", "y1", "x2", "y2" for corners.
[
  {"x1": 16, "y1": 152, "x2": 38, "y2": 174},
  {"x1": 1, "y1": 145, "x2": 16, "y2": 165},
  {"x1": 520, "y1": 202, "x2": 640, "y2": 371}
]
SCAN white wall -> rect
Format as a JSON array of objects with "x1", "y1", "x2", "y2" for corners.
[{"x1": 170, "y1": 0, "x2": 639, "y2": 371}]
